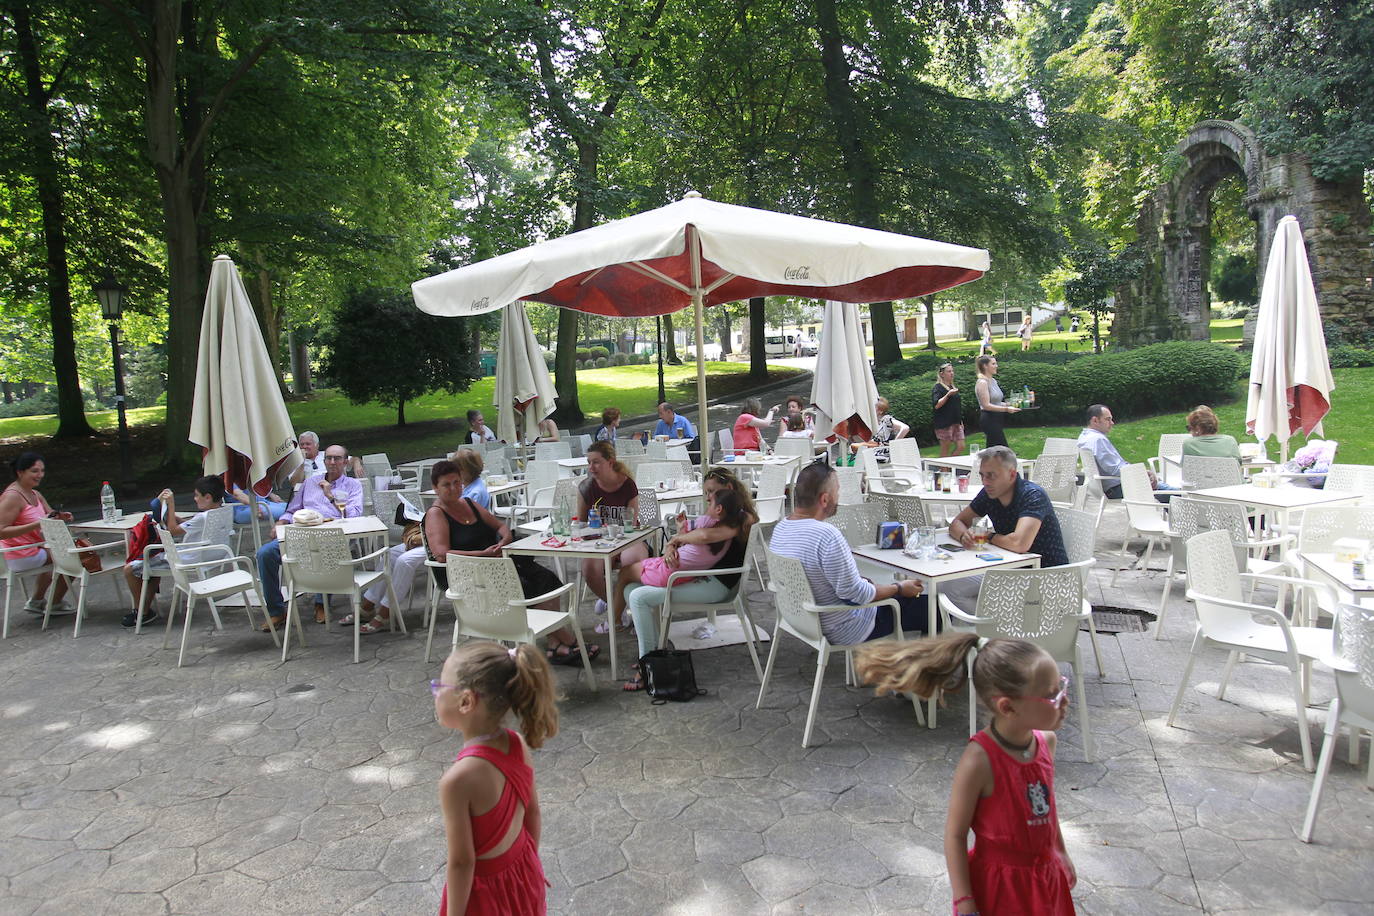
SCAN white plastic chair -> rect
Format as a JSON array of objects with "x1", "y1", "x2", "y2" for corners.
[
  {"x1": 1076, "y1": 447, "x2": 1109, "y2": 528},
  {"x1": 1324, "y1": 464, "x2": 1374, "y2": 504},
  {"x1": 397, "y1": 458, "x2": 441, "y2": 491},
  {"x1": 436, "y1": 554, "x2": 594, "y2": 690},
  {"x1": 636, "y1": 461, "x2": 686, "y2": 488},
  {"x1": 940, "y1": 566, "x2": 1094, "y2": 760},
  {"x1": 646, "y1": 440, "x2": 670, "y2": 460},
  {"x1": 154, "y1": 528, "x2": 272, "y2": 666},
  {"x1": 716, "y1": 428, "x2": 734, "y2": 461},
  {"x1": 888, "y1": 439, "x2": 920, "y2": 467},
  {"x1": 1055, "y1": 506, "x2": 1106, "y2": 676},
  {"x1": 835, "y1": 467, "x2": 865, "y2": 506},
  {"x1": 1156, "y1": 497, "x2": 1292, "y2": 638},
  {"x1": 1030, "y1": 453, "x2": 1078, "y2": 507},
  {"x1": 861, "y1": 449, "x2": 920, "y2": 495},
  {"x1": 534, "y1": 441, "x2": 572, "y2": 461},
  {"x1": 657, "y1": 526, "x2": 765, "y2": 680},
  {"x1": 360, "y1": 453, "x2": 395, "y2": 481},
  {"x1": 134, "y1": 505, "x2": 236, "y2": 634},
  {"x1": 756, "y1": 548, "x2": 919, "y2": 747},
  {"x1": 1110, "y1": 464, "x2": 1170, "y2": 584},
  {"x1": 1040, "y1": 437, "x2": 1078, "y2": 457},
  {"x1": 370, "y1": 490, "x2": 425, "y2": 611},
  {"x1": 280, "y1": 526, "x2": 400, "y2": 663},
  {"x1": 37, "y1": 518, "x2": 128, "y2": 636},
  {"x1": 616, "y1": 438, "x2": 645, "y2": 457},
  {"x1": 887, "y1": 494, "x2": 930, "y2": 530},
  {"x1": 1167, "y1": 529, "x2": 1338, "y2": 771},
  {"x1": 1301, "y1": 604, "x2": 1374, "y2": 842},
  {"x1": 1180, "y1": 454, "x2": 1243, "y2": 489},
  {"x1": 1148, "y1": 434, "x2": 1191, "y2": 486},
  {"x1": 508, "y1": 460, "x2": 564, "y2": 528},
  {"x1": 573, "y1": 434, "x2": 593, "y2": 458},
  {"x1": 1, "y1": 543, "x2": 51, "y2": 639},
  {"x1": 831, "y1": 502, "x2": 889, "y2": 548},
  {"x1": 773, "y1": 438, "x2": 813, "y2": 460}
]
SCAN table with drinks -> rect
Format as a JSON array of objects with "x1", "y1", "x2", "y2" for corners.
[
  {"x1": 853, "y1": 524, "x2": 1040, "y2": 728},
  {"x1": 1188, "y1": 481, "x2": 1363, "y2": 545},
  {"x1": 503, "y1": 508, "x2": 659, "y2": 681}
]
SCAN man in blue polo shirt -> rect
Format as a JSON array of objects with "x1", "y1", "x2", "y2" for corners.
[
  {"x1": 949, "y1": 445, "x2": 1067, "y2": 566},
  {"x1": 653, "y1": 402, "x2": 696, "y2": 441}
]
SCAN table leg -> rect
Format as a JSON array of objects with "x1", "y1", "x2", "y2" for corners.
[{"x1": 605, "y1": 553, "x2": 618, "y2": 681}]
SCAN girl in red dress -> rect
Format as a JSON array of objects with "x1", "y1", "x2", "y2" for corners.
[
  {"x1": 433, "y1": 641, "x2": 559, "y2": 916},
  {"x1": 857, "y1": 635, "x2": 1077, "y2": 916}
]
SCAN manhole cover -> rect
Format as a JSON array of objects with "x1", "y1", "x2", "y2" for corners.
[
  {"x1": 1080, "y1": 606, "x2": 1156, "y2": 635},
  {"x1": 285, "y1": 683, "x2": 316, "y2": 694}
]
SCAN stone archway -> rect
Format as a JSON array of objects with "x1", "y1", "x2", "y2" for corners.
[{"x1": 1113, "y1": 119, "x2": 1372, "y2": 346}]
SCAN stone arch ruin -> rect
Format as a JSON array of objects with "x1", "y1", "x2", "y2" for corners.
[{"x1": 1112, "y1": 119, "x2": 1372, "y2": 346}]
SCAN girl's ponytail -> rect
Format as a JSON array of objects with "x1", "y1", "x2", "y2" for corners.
[
  {"x1": 854, "y1": 633, "x2": 981, "y2": 699},
  {"x1": 506, "y1": 643, "x2": 560, "y2": 748}
]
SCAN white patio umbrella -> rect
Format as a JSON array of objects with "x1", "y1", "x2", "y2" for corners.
[
  {"x1": 494, "y1": 302, "x2": 558, "y2": 444},
  {"x1": 811, "y1": 300, "x2": 880, "y2": 443},
  {"x1": 190, "y1": 255, "x2": 302, "y2": 494},
  {"x1": 412, "y1": 192, "x2": 989, "y2": 465},
  {"x1": 1245, "y1": 215, "x2": 1335, "y2": 462}
]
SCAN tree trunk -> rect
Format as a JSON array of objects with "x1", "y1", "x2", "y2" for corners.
[
  {"x1": 718, "y1": 308, "x2": 732, "y2": 356},
  {"x1": 923, "y1": 295, "x2": 938, "y2": 350},
  {"x1": 748, "y1": 297, "x2": 767, "y2": 381},
  {"x1": 397, "y1": 399, "x2": 407, "y2": 426},
  {"x1": 13, "y1": 2, "x2": 95, "y2": 438},
  {"x1": 292, "y1": 335, "x2": 312, "y2": 394},
  {"x1": 663, "y1": 313, "x2": 680, "y2": 364},
  {"x1": 814, "y1": 0, "x2": 901, "y2": 367},
  {"x1": 2, "y1": 382, "x2": 11, "y2": 404}
]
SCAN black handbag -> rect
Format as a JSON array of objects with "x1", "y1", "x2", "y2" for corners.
[{"x1": 638, "y1": 649, "x2": 706, "y2": 704}]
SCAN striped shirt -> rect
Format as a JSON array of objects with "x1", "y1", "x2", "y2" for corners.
[{"x1": 769, "y1": 517, "x2": 877, "y2": 645}]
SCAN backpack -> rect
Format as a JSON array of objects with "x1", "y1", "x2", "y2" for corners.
[{"x1": 638, "y1": 649, "x2": 706, "y2": 704}]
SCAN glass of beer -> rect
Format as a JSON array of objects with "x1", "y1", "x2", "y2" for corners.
[{"x1": 971, "y1": 523, "x2": 992, "y2": 549}]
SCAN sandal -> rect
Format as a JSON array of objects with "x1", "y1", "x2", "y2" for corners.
[
  {"x1": 261, "y1": 615, "x2": 286, "y2": 633},
  {"x1": 547, "y1": 643, "x2": 600, "y2": 666},
  {"x1": 339, "y1": 613, "x2": 359, "y2": 626},
  {"x1": 622, "y1": 664, "x2": 645, "y2": 692},
  {"x1": 358, "y1": 616, "x2": 390, "y2": 635},
  {"x1": 314, "y1": 606, "x2": 327, "y2": 625}
]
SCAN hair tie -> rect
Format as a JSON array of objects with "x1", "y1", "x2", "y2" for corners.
[{"x1": 507, "y1": 646, "x2": 518, "y2": 659}]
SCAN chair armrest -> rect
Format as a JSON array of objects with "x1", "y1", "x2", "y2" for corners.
[
  {"x1": 1247, "y1": 533, "x2": 1295, "y2": 550},
  {"x1": 69, "y1": 539, "x2": 124, "y2": 554},
  {"x1": 1238, "y1": 571, "x2": 1338, "y2": 607},
  {"x1": 175, "y1": 555, "x2": 254, "y2": 574},
  {"x1": 1184, "y1": 588, "x2": 1299, "y2": 634},
  {"x1": 666, "y1": 564, "x2": 748, "y2": 586},
  {"x1": 938, "y1": 593, "x2": 982, "y2": 625},
  {"x1": 141, "y1": 544, "x2": 168, "y2": 563},
  {"x1": 505, "y1": 581, "x2": 576, "y2": 607},
  {"x1": 350, "y1": 545, "x2": 391, "y2": 565},
  {"x1": 0, "y1": 542, "x2": 46, "y2": 555}
]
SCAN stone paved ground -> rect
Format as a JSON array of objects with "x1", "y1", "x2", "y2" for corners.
[{"x1": 3, "y1": 501, "x2": 1372, "y2": 915}]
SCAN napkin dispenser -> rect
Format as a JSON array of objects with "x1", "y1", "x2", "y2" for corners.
[{"x1": 1333, "y1": 538, "x2": 1369, "y2": 563}]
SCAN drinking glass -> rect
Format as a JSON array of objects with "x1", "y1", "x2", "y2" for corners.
[{"x1": 919, "y1": 525, "x2": 937, "y2": 559}]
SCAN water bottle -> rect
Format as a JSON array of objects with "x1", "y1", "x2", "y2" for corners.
[{"x1": 100, "y1": 481, "x2": 117, "y2": 522}]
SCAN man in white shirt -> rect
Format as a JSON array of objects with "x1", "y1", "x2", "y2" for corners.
[
  {"x1": 1077, "y1": 405, "x2": 1174, "y2": 500},
  {"x1": 289, "y1": 431, "x2": 324, "y2": 484}
]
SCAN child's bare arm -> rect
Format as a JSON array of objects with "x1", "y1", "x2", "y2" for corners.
[
  {"x1": 520, "y1": 735, "x2": 542, "y2": 849},
  {"x1": 944, "y1": 742, "x2": 992, "y2": 914},
  {"x1": 440, "y1": 765, "x2": 477, "y2": 916},
  {"x1": 1045, "y1": 733, "x2": 1076, "y2": 887}
]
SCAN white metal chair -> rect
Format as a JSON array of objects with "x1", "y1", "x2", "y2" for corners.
[
  {"x1": 1324, "y1": 464, "x2": 1374, "y2": 503},
  {"x1": 1155, "y1": 497, "x2": 1292, "y2": 638},
  {"x1": 756, "y1": 548, "x2": 918, "y2": 747},
  {"x1": 1, "y1": 543, "x2": 51, "y2": 639},
  {"x1": 508, "y1": 460, "x2": 564, "y2": 528},
  {"x1": 1180, "y1": 454, "x2": 1243, "y2": 489},
  {"x1": 1110, "y1": 464, "x2": 1170, "y2": 584},
  {"x1": 835, "y1": 466, "x2": 865, "y2": 505},
  {"x1": 1301, "y1": 604, "x2": 1374, "y2": 842},
  {"x1": 940, "y1": 567, "x2": 1095, "y2": 760},
  {"x1": 37, "y1": 518, "x2": 128, "y2": 636},
  {"x1": 1076, "y1": 447, "x2": 1110, "y2": 528},
  {"x1": 1167, "y1": 529, "x2": 1337, "y2": 771},
  {"x1": 154, "y1": 528, "x2": 272, "y2": 666},
  {"x1": 657, "y1": 526, "x2": 765, "y2": 680},
  {"x1": 397, "y1": 458, "x2": 441, "y2": 490},
  {"x1": 831, "y1": 502, "x2": 889, "y2": 548},
  {"x1": 1148, "y1": 434, "x2": 1191, "y2": 486},
  {"x1": 534, "y1": 441, "x2": 572, "y2": 461},
  {"x1": 1030, "y1": 453, "x2": 1078, "y2": 507},
  {"x1": 436, "y1": 554, "x2": 594, "y2": 690},
  {"x1": 1040, "y1": 437, "x2": 1078, "y2": 457},
  {"x1": 280, "y1": 526, "x2": 399, "y2": 663},
  {"x1": 1055, "y1": 506, "x2": 1106, "y2": 676}
]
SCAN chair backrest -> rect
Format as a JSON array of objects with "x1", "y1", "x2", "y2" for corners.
[
  {"x1": 406, "y1": 459, "x2": 442, "y2": 489},
  {"x1": 764, "y1": 549, "x2": 824, "y2": 644},
  {"x1": 756, "y1": 464, "x2": 790, "y2": 503},
  {"x1": 830, "y1": 502, "x2": 889, "y2": 547},
  {"x1": 1325, "y1": 463, "x2": 1374, "y2": 501},
  {"x1": 635, "y1": 488, "x2": 660, "y2": 527},
  {"x1": 1180, "y1": 454, "x2": 1242, "y2": 489},
  {"x1": 716, "y1": 428, "x2": 734, "y2": 457},
  {"x1": 555, "y1": 477, "x2": 581, "y2": 512},
  {"x1": 754, "y1": 493, "x2": 785, "y2": 525},
  {"x1": 524, "y1": 460, "x2": 563, "y2": 507},
  {"x1": 1185, "y1": 528, "x2": 1255, "y2": 638},
  {"x1": 1078, "y1": 448, "x2": 1105, "y2": 496},
  {"x1": 774, "y1": 438, "x2": 812, "y2": 459},
  {"x1": 360, "y1": 476, "x2": 375, "y2": 513},
  {"x1": 372, "y1": 489, "x2": 422, "y2": 540},
  {"x1": 156, "y1": 528, "x2": 196, "y2": 593},
  {"x1": 572, "y1": 434, "x2": 592, "y2": 458},
  {"x1": 1297, "y1": 505, "x2": 1374, "y2": 553},
  {"x1": 281, "y1": 526, "x2": 356, "y2": 593},
  {"x1": 1030, "y1": 453, "x2": 1078, "y2": 504},
  {"x1": 361, "y1": 454, "x2": 393, "y2": 478},
  {"x1": 483, "y1": 451, "x2": 511, "y2": 477},
  {"x1": 534, "y1": 441, "x2": 572, "y2": 461},
  {"x1": 445, "y1": 554, "x2": 537, "y2": 642},
  {"x1": 887, "y1": 494, "x2": 929, "y2": 529},
  {"x1": 637, "y1": 461, "x2": 685, "y2": 487},
  {"x1": 37, "y1": 518, "x2": 82, "y2": 576},
  {"x1": 1157, "y1": 433, "x2": 1189, "y2": 461},
  {"x1": 973, "y1": 567, "x2": 1084, "y2": 659},
  {"x1": 1333, "y1": 604, "x2": 1374, "y2": 720},
  {"x1": 616, "y1": 438, "x2": 645, "y2": 457},
  {"x1": 1054, "y1": 506, "x2": 1097, "y2": 565},
  {"x1": 835, "y1": 466, "x2": 865, "y2": 505},
  {"x1": 861, "y1": 449, "x2": 919, "y2": 494},
  {"x1": 1120, "y1": 464, "x2": 1162, "y2": 526},
  {"x1": 1169, "y1": 496, "x2": 1251, "y2": 568},
  {"x1": 193, "y1": 505, "x2": 236, "y2": 551},
  {"x1": 887, "y1": 439, "x2": 920, "y2": 467},
  {"x1": 646, "y1": 440, "x2": 670, "y2": 460},
  {"x1": 1041, "y1": 437, "x2": 1078, "y2": 457}
]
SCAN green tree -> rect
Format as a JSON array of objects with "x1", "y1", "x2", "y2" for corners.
[
  {"x1": 1065, "y1": 245, "x2": 1143, "y2": 353},
  {"x1": 319, "y1": 288, "x2": 479, "y2": 427}
]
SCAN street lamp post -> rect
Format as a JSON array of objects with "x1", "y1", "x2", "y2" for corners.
[{"x1": 93, "y1": 272, "x2": 132, "y2": 484}]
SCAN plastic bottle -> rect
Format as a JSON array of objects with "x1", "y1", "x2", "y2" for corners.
[
  {"x1": 100, "y1": 481, "x2": 117, "y2": 522},
  {"x1": 570, "y1": 515, "x2": 583, "y2": 541}
]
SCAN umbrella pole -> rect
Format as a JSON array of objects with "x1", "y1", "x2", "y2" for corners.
[{"x1": 693, "y1": 290, "x2": 708, "y2": 472}]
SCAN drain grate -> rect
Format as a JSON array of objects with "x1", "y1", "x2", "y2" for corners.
[{"x1": 1081, "y1": 606, "x2": 1157, "y2": 635}]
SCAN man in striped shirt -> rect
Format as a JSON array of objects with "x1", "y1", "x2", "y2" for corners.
[{"x1": 769, "y1": 461, "x2": 928, "y2": 645}]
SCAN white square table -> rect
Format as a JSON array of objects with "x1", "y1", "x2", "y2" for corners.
[
  {"x1": 922, "y1": 454, "x2": 1034, "y2": 476},
  {"x1": 503, "y1": 526, "x2": 659, "y2": 680},
  {"x1": 1189, "y1": 484, "x2": 1363, "y2": 539},
  {"x1": 557, "y1": 457, "x2": 588, "y2": 477},
  {"x1": 1295, "y1": 551, "x2": 1374, "y2": 608},
  {"x1": 852, "y1": 537, "x2": 1041, "y2": 728}
]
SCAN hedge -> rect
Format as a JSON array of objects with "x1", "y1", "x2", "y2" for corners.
[
  {"x1": 875, "y1": 348, "x2": 1087, "y2": 382},
  {"x1": 882, "y1": 341, "x2": 1241, "y2": 447}
]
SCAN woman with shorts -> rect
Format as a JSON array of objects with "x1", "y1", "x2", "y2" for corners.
[
  {"x1": 931, "y1": 363, "x2": 966, "y2": 457},
  {"x1": 0, "y1": 452, "x2": 74, "y2": 615}
]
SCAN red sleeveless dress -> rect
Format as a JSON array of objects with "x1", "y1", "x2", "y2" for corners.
[
  {"x1": 438, "y1": 730, "x2": 547, "y2": 916},
  {"x1": 966, "y1": 730, "x2": 1075, "y2": 915}
]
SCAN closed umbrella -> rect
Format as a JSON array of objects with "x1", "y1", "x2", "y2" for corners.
[
  {"x1": 413, "y1": 193, "x2": 989, "y2": 467},
  {"x1": 811, "y1": 300, "x2": 880, "y2": 444},
  {"x1": 494, "y1": 302, "x2": 558, "y2": 444},
  {"x1": 190, "y1": 255, "x2": 302, "y2": 494},
  {"x1": 1245, "y1": 216, "x2": 1335, "y2": 462}
]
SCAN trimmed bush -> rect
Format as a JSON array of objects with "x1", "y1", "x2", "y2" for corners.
[
  {"x1": 1327, "y1": 345, "x2": 1374, "y2": 368},
  {"x1": 875, "y1": 348, "x2": 1087, "y2": 382},
  {"x1": 542, "y1": 351, "x2": 555, "y2": 368},
  {"x1": 611, "y1": 352, "x2": 628, "y2": 366},
  {"x1": 594, "y1": 356, "x2": 609, "y2": 368},
  {"x1": 590, "y1": 346, "x2": 610, "y2": 360},
  {"x1": 882, "y1": 341, "x2": 1241, "y2": 446},
  {"x1": 576, "y1": 348, "x2": 592, "y2": 361}
]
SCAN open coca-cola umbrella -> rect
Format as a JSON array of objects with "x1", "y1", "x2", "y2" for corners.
[{"x1": 412, "y1": 192, "x2": 989, "y2": 461}]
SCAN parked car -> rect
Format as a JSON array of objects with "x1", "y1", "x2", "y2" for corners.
[
  {"x1": 796, "y1": 336, "x2": 819, "y2": 356},
  {"x1": 763, "y1": 334, "x2": 796, "y2": 358}
]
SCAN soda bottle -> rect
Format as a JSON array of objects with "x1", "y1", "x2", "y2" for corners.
[{"x1": 100, "y1": 481, "x2": 117, "y2": 522}]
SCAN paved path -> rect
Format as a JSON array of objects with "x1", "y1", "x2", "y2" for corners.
[{"x1": 2, "y1": 501, "x2": 1371, "y2": 914}]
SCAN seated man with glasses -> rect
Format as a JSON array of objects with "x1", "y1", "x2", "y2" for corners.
[
  {"x1": 769, "y1": 461, "x2": 930, "y2": 644},
  {"x1": 256, "y1": 444, "x2": 363, "y2": 630}
]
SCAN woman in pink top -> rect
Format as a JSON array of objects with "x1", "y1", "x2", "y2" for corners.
[
  {"x1": 0, "y1": 452, "x2": 73, "y2": 614},
  {"x1": 732, "y1": 397, "x2": 780, "y2": 453}
]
